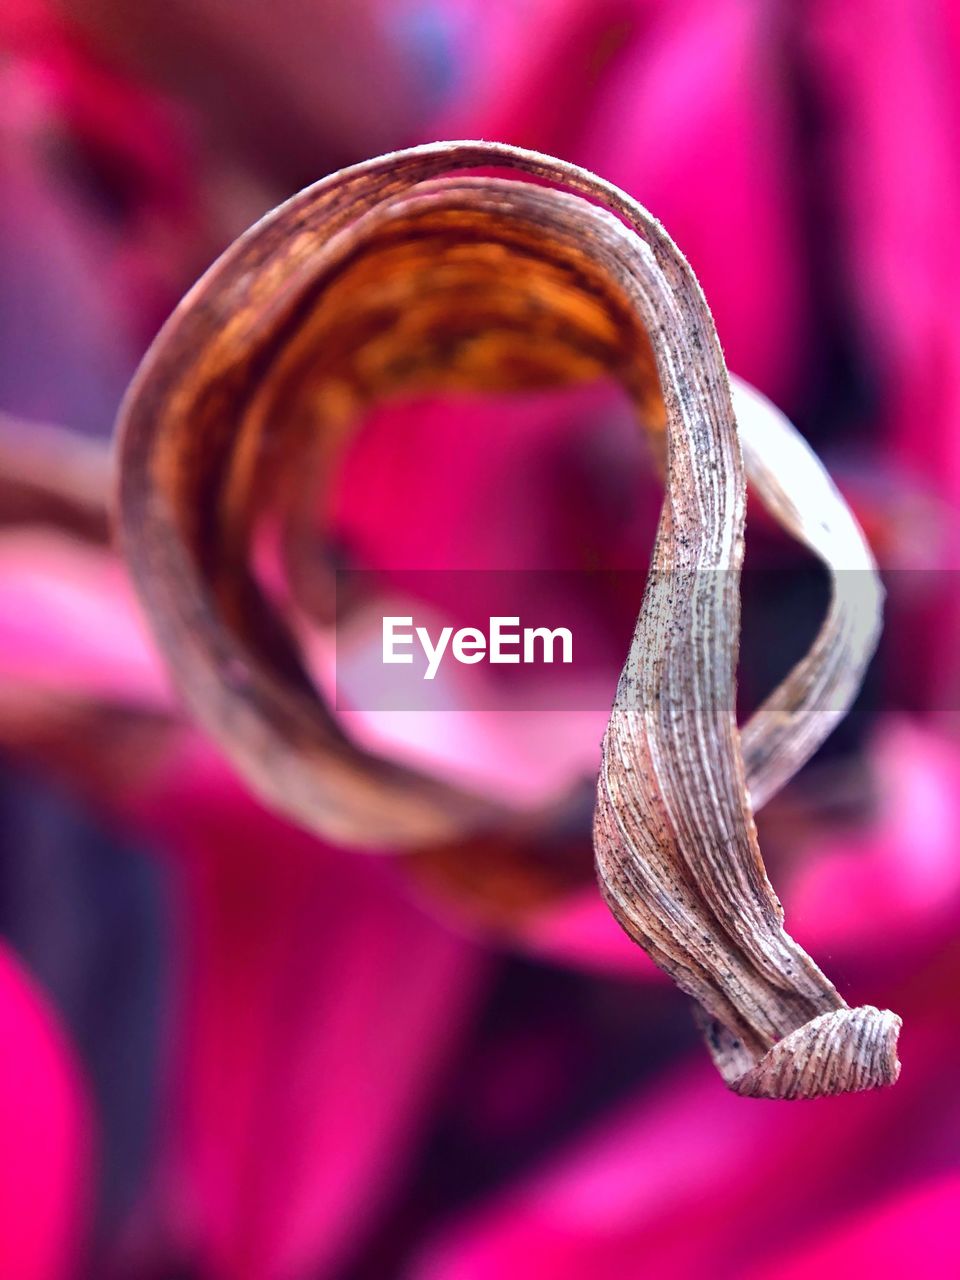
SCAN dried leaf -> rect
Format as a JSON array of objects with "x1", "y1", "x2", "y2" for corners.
[
  {"x1": 115, "y1": 141, "x2": 900, "y2": 1096},
  {"x1": 732, "y1": 378, "x2": 884, "y2": 812}
]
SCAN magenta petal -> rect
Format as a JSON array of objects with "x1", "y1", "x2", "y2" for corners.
[
  {"x1": 142, "y1": 763, "x2": 487, "y2": 1279},
  {"x1": 0, "y1": 945, "x2": 90, "y2": 1280},
  {"x1": 408, "y1": 943, "x2": 960, "y2": 1279},
  {"x1": 754, "y1": 1173, "x2": 960, "y2": 1279},
  {"x1": 787, "y1": 718, "x2": 960, "y2": 954},
  {"x1": 811, "y1": 0, "x2": 960, "y2": 507},
  {"x1": 575, "y1": 0, "x2": 808, "y2": 400},
  {"x1": 809, "y1": 0, "x2": 960, "y2": 699},
  {"x1": 0, "y1": 532, "x2": 170, "y2": 707}
]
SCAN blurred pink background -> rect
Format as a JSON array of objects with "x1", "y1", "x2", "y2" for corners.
[{"x1": 2, "y1": 2, "x2": 960, "y2": 1277}]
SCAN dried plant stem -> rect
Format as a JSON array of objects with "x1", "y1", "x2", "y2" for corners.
[{"x1": 115, "y1": 141, "x2": 900, "y2": 1097}]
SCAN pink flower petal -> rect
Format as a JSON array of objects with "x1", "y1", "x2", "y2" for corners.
[
  {"x1": 0, "y1": 531, "x2": 170, "y2": 707},
  {"x1": 0, "y1": 945, "x2": 90, "y2": 1280},
  {"x1": 409, "y1": 944, "x2": 960, "y2": 1279},
  {"x1": 754, "y1": 1172, "x2": 960, "y2": 1280},
  {"x1": 787, "y1": 717, "x2": 960, "y2": 955},
  {"x1": 135, "y1": 760, "x2": 488, "y2": 1279}
]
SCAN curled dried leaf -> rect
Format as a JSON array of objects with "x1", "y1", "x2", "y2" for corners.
[{"x1": 115, "y1": 141, "x2": 900, "y2": 1097}]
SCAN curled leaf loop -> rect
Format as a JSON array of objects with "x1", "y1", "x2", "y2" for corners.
[{"x1": 116, "y1": 141, "x2": 900, "y2": 1096}]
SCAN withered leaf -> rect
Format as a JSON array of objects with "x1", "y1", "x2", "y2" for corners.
[{"x1": 115, "y1": 141, "x2": 900, "y2": 1098}]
